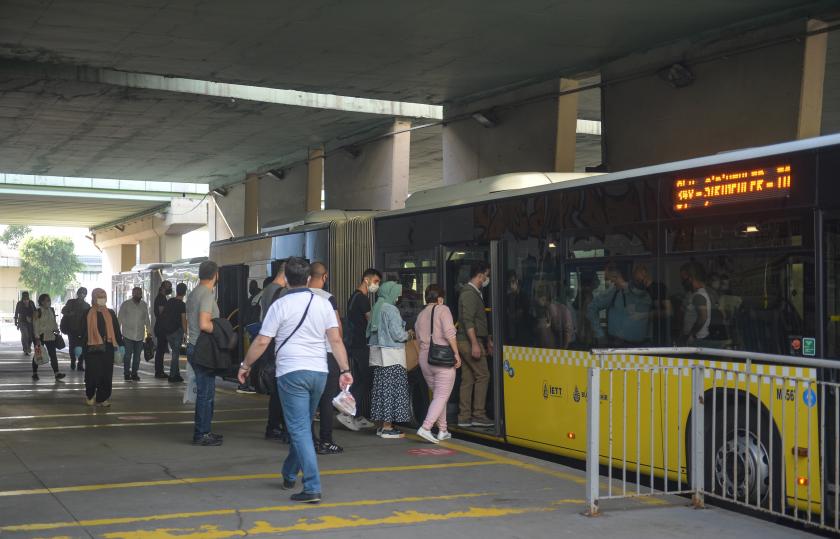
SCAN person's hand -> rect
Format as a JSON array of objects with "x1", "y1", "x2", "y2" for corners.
[
  {"x1": 339, "y1": 372, "x2": 353, "y2": 390},
  {"x1": 471, "y1": 342, "x2": 481, "y2": 359},
  {"x1": 454, "y1": 354, "x2": 462, "y2": 369},
  {"x1": 237, "y1": 365, "x2": 250, "y2": 385},
  {"x1": 487, "y1": 340, "x2": 494, "y2": 356},
  {"x1": 74, "y1": 346, "x2": 82, "y2": 358}
]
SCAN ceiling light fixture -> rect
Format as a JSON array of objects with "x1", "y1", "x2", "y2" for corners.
[{"x1": 471, "y1": 111, "x2": 499, "y2": 128}]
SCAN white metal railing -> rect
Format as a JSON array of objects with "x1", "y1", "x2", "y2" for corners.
[{"x1": 585, "y1": 347, "x2": 840, "y2": 534}]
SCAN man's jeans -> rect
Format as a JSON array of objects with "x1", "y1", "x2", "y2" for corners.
[
  {"x1": 187, "y1": 344, "x2": 216, "y2": 439},
  {"x1": 123, "y1": 338, "x2": 143, "y2": 375},
  {"x1": 166, "y1": 329, "x2": 184, "y2": 378},
  {"x1": 278, "y1": 370, "x2": 327, "y2": 494}
]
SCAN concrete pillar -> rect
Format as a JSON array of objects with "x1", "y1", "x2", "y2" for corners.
[
  {"x1": 138, "y1": 237, "x2": 160, "y2": 265},
  {"x1": 797, "y1": 19, "x2": 828, "y2": 139},
  {"x1": 244, "y1": 174, "x2": 260, "y2": 235},
  {"x1": 139, "y1": 234, "x2": 182, "y2": 264},
  {"x1": 307, "y1": 146, "x2": 325, "y2": 212},
  {"x1": 443, "y1": 78, "x2": 579, "y2": 185},
  {"x1": 324, "y1": 119, "x2": 411, "y2": 210},
  {"x1": 103, "y1": 244, "x2": 136, "y2": 275}
]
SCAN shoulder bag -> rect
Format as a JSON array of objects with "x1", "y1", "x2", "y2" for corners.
[{"x1": 427, "y1": 306, "x2": 456, "y2": 367}]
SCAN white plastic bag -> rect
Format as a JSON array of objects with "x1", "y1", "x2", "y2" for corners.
[
  {"x1": 332, "y1": 384, "x2": 356, "y2": 416},
  {"x1": 34, "y1": 346, "x2": 49, "y2": 366},
  {"x1": 183, "y1": 362, "x2": 197, "y2": 404}
]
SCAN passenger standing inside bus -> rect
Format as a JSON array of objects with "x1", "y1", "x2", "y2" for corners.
[
  {"x1": 632, "y1": 265, "x2": 670, "y2": 346},
  {"x1": 118, "y1": 286, "x2": 152, "y2": 381},
  {"x1": 338, "y1": 268, "x2": 381, "y2": 432},
  {"x1": 586, "y1": 263, "x2": 652, "y2": 347},
  {"x1": 76, "y1": 288, "x2": 124, "y2": 407},
  {"x1": 32, "y1": 294, "x2": 66, "y2": 381},
  {"x1": 367, "y1": 281, "x2": 412, "y2": 439},
  {"x1": 415, "y1": 284, "x2": 461, "y2": 443},
  {"x1": 309, "y1": 262, "x2": 344, "y2": 454},
  {"x1": 14, "y1": 291, "x2": 36, "y2": 356},
  {"x1": 679, "y1": 261, "x2": 711, "y2": 345},
  {"x1": 457, "y1": 261, "x2": 494, "y2": 429},
  {"x1": 153, "y1": 281, "x2": 173, "y2": 379},
  {"x1": 163, "y1": 283, "x2": 188, "y2": 383},
  {"x1": 186, "y1": 261, "x2": 222, "y2": 445},
  {"x1": 62, "y1": 287, "x2": 89, "y2": 371}
]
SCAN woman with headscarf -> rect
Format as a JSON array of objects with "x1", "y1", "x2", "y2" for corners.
[
  {"x1": 32, "y1": 293, "x2": 66, "y2": 381},
  {"x1": 75, "y1": 288, "x2": 124, "y2": 407},
  {"x1": 366, "y1": 281, "x2": 412, "y2": 439}
]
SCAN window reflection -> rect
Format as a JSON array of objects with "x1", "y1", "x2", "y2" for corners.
[{"x1": 382, "y1": 249, "x2": 436, "y2": 331}]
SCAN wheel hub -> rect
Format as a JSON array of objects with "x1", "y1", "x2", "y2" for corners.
[{"x1": 714, "y1": 429, "x2": 770, "y2": 503}]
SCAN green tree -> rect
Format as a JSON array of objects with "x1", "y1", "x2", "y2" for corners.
[
  {"x1": 19, "y1": 236, "x2": 83, "y2": 300},
  {"x1": 0, "y1": 225, "x2": 32, "y2": 248}
]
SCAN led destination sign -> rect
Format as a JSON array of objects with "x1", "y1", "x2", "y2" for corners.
[{"x1": 673, "y1": 164, "x2": 791, "y2": 211}]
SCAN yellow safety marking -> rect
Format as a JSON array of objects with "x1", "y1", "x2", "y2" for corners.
[
  {"x1": 437, "y1": 438, "x2": 587, "y2": 485},
  {"x1": 0, "y1": 417, "x2": 263, "y2": 433},
  {"x1": 0, "y1": 460, "x2": 498, "y2": 498},
  {"x1": 0, "y1": 408, "x2": 263, "y2": 421},
  {"x1": 1, "y1": 491, "x2": 500, "y2": 532}
]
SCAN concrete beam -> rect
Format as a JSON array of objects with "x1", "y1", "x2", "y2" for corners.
[
  {"x1": 798, "y1": 19, "x2": 829, "y2": 139},
  {"x1": 93, "y1": 198, "x2": 207, "y2": 249},
  {"x1": 244, "y1": 174, "x2": 260, "y2": 236}
]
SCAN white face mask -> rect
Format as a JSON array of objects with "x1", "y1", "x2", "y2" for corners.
[
  {"x1": 96, "y1": 298, "x2": 107, "y2": 307},
  {"x1": 481, "y1": 276, "x2": 490, "y2": 288},
  {"x1": 368, "y1": 282, "x2": 380, "y2": 294}
]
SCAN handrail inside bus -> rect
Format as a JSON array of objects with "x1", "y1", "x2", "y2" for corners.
[{"x1": 591, "y1": 346, "x2": 839, "y2": 370}]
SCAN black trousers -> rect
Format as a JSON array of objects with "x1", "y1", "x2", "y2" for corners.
[
  {"x1": 32, "y1": 340, "x2": 59, "y2": 374},
  {"x1": 314, "y1": 354, "x2": 340, "y2": 443},
  {"x1": 154, "y1": 328, "x2": 168, "y2": 375},
  {"x1": 69, "y1": 334, "x2": 84, "y2": 368},
  {"x1": 85, "y1": 350, "x2": 114, "y2": 403},
  {"x1": 266, "y1": 373, "x2": 286, "y2": 433},
  {"x1": 350, "y1": 347, "x2": 373, "y2": 419}
]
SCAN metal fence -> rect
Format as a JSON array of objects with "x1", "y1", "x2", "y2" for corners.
[{"x1": 585, "y1": 347, "x2": 839, "y2": 534}]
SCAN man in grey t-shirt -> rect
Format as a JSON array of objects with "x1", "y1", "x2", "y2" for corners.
[
  {"x1": 261, "y1": 261, "x2": 287, "y2": 322},
  {"x1": 186, "y1": 260, "x2": 222, "y2": 446}
]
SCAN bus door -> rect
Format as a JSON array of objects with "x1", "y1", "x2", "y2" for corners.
[
  {"x1": 217, "y1": 263, "x2": 249, "y2": 374},
  {"x1": 442, "y1": 243, "x2": 504, "y2": 437}
]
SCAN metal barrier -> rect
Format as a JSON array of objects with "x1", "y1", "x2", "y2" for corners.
[{"x1": 585, "y1": 347, "x2": 839, "y2": 534}]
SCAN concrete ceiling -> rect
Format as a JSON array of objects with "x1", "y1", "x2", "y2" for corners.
[
  {"x1": 0, "y1": 0, "x2": 834, "y2": 201},
  {"x1": 0, "y1": 192, "x2": 167, "y2": 227}
]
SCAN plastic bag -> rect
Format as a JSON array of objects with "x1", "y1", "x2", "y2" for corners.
[
  {"x1": 34, "y1": 346, "x2": 49, "y2": 366},
  {"x1": 183, "y1": 363, "x2": 197, "y2": 404},
  {"x1": 332, "y1": 384, "x2": 356, "y2": 416}
]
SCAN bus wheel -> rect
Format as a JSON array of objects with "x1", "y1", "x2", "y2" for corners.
[{"x1": 713, "y1": 428, "x2": 769, "y2": 503}]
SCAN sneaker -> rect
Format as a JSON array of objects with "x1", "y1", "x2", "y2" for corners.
[
  {"x1": 316, "y1": 440, "x2": 344, "y2": 455},
  {"x1": 85, "y1": 396, "x2": 96, "y2": 406},
  {"x1": 416, "y1": 427, "x2": 439, "y2": 444},
  {"x1": 265, "y1": 429, "x2": 290, "y2": 443},
  {"x1": 55, "y1": 372, "x2": 66, "y2": 381},
  {"x1": 131, "y1": 373, "x2": 141, "y2": 381},
  {"x1": 336, "y1": 412, "x2": 361, "y2": 432},
  {"x1": 437, "y1": 430, "x2": 452, "y2": 441},
  {"x1": 169, "y1": 375, "x2": 184, "y2": 383},
  {"x1": 124, "y1": 374, "x2": 131, "y2": 381},
  {"x1": 281, "y1": 477, "x2": 296, "y2": 490},
  {"x1": 472, "y1": 418, "x2": 494, "y2": 427},
  {"x1": 457, "y1": 421, "x2": 473, "y2": 428},
  {"x1": 192, "y1": 434, "x2": 223, "y2": 446},
  {"x1": 379, "y1": 429, "x2": 405, "y2": 439},
  {"x1": 154, "y1": 373, "x2": 168, "y2": 379},
  {"x1": 96, "y1": 400, "x2": 111, "y2": 408},
  {"x1": 31, "y1": 373, "x2": 39, "y2": 381},
  {"x1": 208, "y1": 432, "x2": 223, "y2": 441},
  {"x1": 236, "y1": 384, "x2": 256, "y2": 394},
  {"x1": 290, "y1": 491, "x2": 321, "y2": 504},
  {"x1": 355, "y1": 417, "x2": 376, "y2": 429},
  {"x1": 376, "y1": 427, "x2": 383, "y2": 437}
]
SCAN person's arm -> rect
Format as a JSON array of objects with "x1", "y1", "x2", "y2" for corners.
[
  {"x1": 14, "y1": 302, "x2": 20, "y2": 327},
  {"x1": 326, "y1": 327, "x2": 353, "y2": 389},
  {"x1": 384, "y1": 306, "x2": 409, "y2": 342},
  {"x1": 441, "y1": 307, "x2": 461, "y2": 368},
  {"x1": 460, "y1": 293, "x2": 483, "y2": 359},
  {"x1": 61, "y1": 301, "x2": 72, "y2": 316},
  {"x1": 112, "y1": 311, "x2": 125, "y2": 347},
  {"x1": 198, "y1": 294, "x2": 215, "y2": 333},
  {"x1": 587, "y1": 291, "x2": 609, "y2": 339},
  {"x1": 687, "y1": 295, "x2": 708, "y2": 342},
  {"x1": 144, "y1": 304, "x2": 152, "y2": 336}
]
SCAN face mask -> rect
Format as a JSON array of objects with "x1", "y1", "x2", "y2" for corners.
[
  {"x1": 481, "y1": 276, "x2": 490, "y2": 288},
  {"x1": 96, "y1": 298, "x2": 107, "y2": 307},
  {"x1": 368, "y1": 282, "x2": 380, "y2": 294},
  {"x1": 133, "y1": 296, "x2": 141, "y2": 303}
]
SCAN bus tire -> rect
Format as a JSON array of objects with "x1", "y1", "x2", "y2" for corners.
[{"x1": 698, "y1": 390, "x2": 783, "y2": 512}]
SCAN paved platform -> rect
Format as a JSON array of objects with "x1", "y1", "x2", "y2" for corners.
[{"x1": 0, "y1": 341, "x2": 820, "y2": 538}]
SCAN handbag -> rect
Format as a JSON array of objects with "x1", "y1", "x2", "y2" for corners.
[
  {"x1": 427, "y1": 306, "x2": 456, "y2": 367},
  {"x1": 405, "y1": 338, "x2": 419, "y2": 371},
  {"x1": 113, "y1": 345, "x2": 123, "y2": 365},
  {"x1": 251, "y1": 292, "x2": 314, "y2": 394},
  {"x1": 53, "y1": 331, "x2": 66, "y2": 350}
]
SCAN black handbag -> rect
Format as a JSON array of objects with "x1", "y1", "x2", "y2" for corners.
[
  {"x1": 53, "y1": 331, "x2": 66, "y2": 350},
  {"x1": 427, "y1": 306, "x2": 456, "y2": 367}
]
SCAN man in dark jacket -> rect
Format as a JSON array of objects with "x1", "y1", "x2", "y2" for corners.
[
  {"x1": 61, "y1": 287, "x2": 90, "y2": 370},
  {"x1": 14, "y1": 292, "x2": 36, "y2": 356},
  {"x1": 153, "y1": 281, "x2": 173, "y2": 378}
]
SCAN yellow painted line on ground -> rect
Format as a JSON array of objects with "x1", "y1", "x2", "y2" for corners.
[
  {"x1": 0, "y1": 460, "x2": 499, "y2": 498},
  {"x1": 1, "y1": 491, "x2": 504, "y2": 532},
  {"x1": 0, "y1": 407, "x2": 263, "y2": 421},
  {"x1": 0, "y1": 417, "x2": 263, "y2": 433}
]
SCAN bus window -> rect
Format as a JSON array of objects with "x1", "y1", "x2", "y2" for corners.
[
  {"x1": 382, "y1": 249, "x2": 436, "y2": 330},
  {"x1": 663, "y1": 254, "x2": 814, "y2": 354}
]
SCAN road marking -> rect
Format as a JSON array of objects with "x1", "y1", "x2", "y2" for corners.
[
  {"x1": 0, "y1": 460, "x2": 499, "y2": 498},
  {"x1": 0, "y1": 407, "x2": 263, "y2": 421},
  {"x1": 0, "y1": 417, "x2": 263, "y2": 433},
  {"x1": 0, "y1": 386, "x2": 173, "y2": 393},
  {"x1": 1, "y1": 492, "x2": 493, "y2": 532}
]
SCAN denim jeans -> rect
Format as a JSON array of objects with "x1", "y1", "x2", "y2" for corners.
[
  {"x1": 187, "y1": 344, "x2": 216, "y2": 439},
  {"x1": 166, "y1": 329, "x2": 184, "y2": 377},
  {"x1": 278, "y1": 370, "x2": 327, "y2": 494},
  {"x1": 123, "y1": 338, "x2": 143, "y2": 375}
]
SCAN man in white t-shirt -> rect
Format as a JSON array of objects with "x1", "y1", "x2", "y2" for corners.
[{"x1": 239, "y1": 257, "x2": 353, "y2": 504}]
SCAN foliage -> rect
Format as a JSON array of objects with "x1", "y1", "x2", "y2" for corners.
[
  {"x1": 0, "y1": 225, "x2": 32, "y2": 248},
  {"x1": 19, "y1": 236, "x2": 83, "y2": 300}
]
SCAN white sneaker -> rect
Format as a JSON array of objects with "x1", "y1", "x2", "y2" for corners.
[
  {"x1": 85, "y1": 397, "x2": 95, "y2": 406},
  {"x1": 417, "y1": 427, "x2": 439, "y2": 444},
  {"x1": 437, "y1": 430, "x2": 452, "y2": 441},
  {"x1": 336, "y1": 412, "x2": 361, "y2": 432},
  {"x1": 96, "y1": 400, "x2": 111, "y2": 408},
  {"x1": 354, "y1": 417, "x2": 375, "y2": 429}
]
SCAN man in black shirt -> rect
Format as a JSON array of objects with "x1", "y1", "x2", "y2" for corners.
[
  {"x1": 162, "y1": 283, "x2": 188, "y2": 382},
  {"x1": 14, "y1": 292, "x2": 36, "y2": 356},
  {"x1": 153, "y1": 280, "x2": 173, "y2": 378},
  {"x1": 337, "y1": 268, "x2": 381, "y2": 432}
]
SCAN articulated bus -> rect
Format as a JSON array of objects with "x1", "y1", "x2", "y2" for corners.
[{"x1": 212, "y1": 134, "x2": 840, "y2": 520}]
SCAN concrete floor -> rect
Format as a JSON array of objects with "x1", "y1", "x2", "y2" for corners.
[{"x1": 0, "y1": 341, "x2": 820, "y2": 539}]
